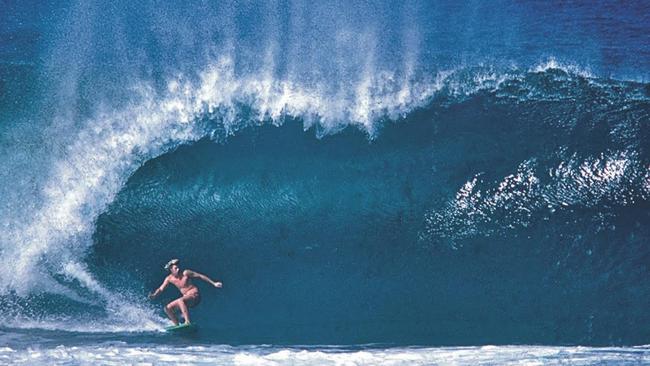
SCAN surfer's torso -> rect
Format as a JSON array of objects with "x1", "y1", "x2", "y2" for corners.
[{"x1": 167, "y1": 271, "x2": 199, "y2": 296}]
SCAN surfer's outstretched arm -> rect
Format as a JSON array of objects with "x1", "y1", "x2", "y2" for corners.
[
  {"x1": 185, "y1": 270, "x2": 223, "y2": 288},
  {"x1": 148, "y1": 277, "x2": 170, "y2": 299}
]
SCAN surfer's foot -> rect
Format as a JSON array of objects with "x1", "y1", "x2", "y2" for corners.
[{"x1": 182, "y1": 321, "x2": 191, "y2": 325}]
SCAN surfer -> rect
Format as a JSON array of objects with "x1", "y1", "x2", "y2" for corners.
[{"x1": 148, "y1": 258, "x2": 223, "y2": 325}]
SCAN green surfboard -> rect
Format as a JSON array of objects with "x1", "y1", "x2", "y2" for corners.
[{"x1": 165, "y1": 323, "x2": 197, "y2": 333}]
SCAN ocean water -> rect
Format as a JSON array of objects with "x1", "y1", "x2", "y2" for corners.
[{"x1": 1, "y1": 0, "x2": 649, "y2": 364}]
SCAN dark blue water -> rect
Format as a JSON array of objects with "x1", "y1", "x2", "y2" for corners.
[{"x1": 0, "y1": 1, "x2": 649, "y2": 362}]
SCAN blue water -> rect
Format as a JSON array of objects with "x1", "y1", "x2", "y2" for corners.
[{"x1": 1, "y1": 0, "x2": 649, "y2": 364}]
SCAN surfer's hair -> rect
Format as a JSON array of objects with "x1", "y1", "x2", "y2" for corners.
[{"x1": 164, "y1": 258, "x2": 180, "y2": 271}]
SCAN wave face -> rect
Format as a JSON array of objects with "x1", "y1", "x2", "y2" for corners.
[{"x1": 0, "y1": 0, "x2": 649, "y2": 345}]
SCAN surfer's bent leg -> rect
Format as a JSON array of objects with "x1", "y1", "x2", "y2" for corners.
[
  {"x1": 177, "y1": 290, "x2": 200, "y2": 325},
  {"x1": 176, "y1": 297, "x2": 191, "y2": 324},
  {"x1": 164, "y1": 300, "x2": 181, "y2": 325}
]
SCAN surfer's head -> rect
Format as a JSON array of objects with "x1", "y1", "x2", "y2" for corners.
[{"x1": 164, "y1": 258, "x2": 180, "y2": 274}]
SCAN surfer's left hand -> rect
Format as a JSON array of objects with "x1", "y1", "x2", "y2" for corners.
[{"x1": 214, "y1": 281, "x2": 223, "y2": 288}]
